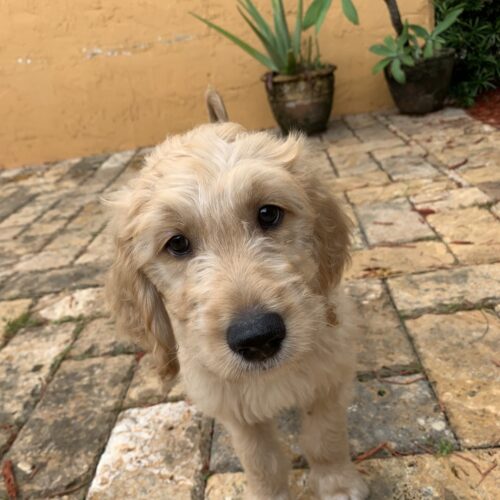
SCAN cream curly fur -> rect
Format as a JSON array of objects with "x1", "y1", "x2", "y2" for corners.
[{"x1": 105, "y1": 96, "x2": 368, "y2": 500}]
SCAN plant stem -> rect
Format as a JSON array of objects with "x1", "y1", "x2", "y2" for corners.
[{"x1": 383, "y1": 0, "x2": 404, "y2": 36}]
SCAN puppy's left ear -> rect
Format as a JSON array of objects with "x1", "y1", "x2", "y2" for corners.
[
  {"x1": 104, "y1": 189, "x2": 180, "y2": 380},
  {"x1": 283, "y1": 136, "x2": 351, "y2": 293}
]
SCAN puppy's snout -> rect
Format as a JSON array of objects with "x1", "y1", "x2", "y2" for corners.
[{"x1": 227, "y1": 311, "x2": 286, "y2": 362}]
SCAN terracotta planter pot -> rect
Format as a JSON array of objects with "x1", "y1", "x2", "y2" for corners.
[
  {"x1": 384, "y1": 49, "x2": 455, "y2": 115},
  {"x1": 262, "y1": 65, "x2": 336, "y2": 135}
]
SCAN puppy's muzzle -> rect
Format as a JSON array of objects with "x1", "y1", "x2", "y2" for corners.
[{"x1": 227, "y1": 311, "x2": 286, "y2": 362}]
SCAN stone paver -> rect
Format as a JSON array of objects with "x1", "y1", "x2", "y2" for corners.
[
  {"x1": 346, "y1": 240, "x2": 454, "y2": 279},
  {"x1": 0, "y1": 298, "x2": 31, "y2": 345},
  {"x1": 0, "y1": 322, "x2": 75, "y2": 426},
  {"x1": 4, "y1": 356, "x2": 134, "y2": 498},
  {"x1": 206, "y1": 450, "x2": 500, "y2": 499},
  {"x1": 87, "y1": 402, "x2": 211, "y2": 500},
  {"x1": 388, "y1": 263, "x2": 500, "y2": 317},
  {"x1": 0, "y1": 109, "x2": 498, "y2": 498},
  {"x1": 34, "y1": 287, "x2": 106, "y2": 321},
  {"x1": 406, "y1": 310, "x2": 500, "y2": 447},
  {"x1": 427, "y1": 206, "x2": 500, "y2": 265},
  {"x1": 209, "y1": 377, "x2": 455, "y2": 473},
  {"x1": 344, "y1": 280, "x2": 416, "y2": 371},
  {"x1": 69, "y1": 317, "x2": 136, "y2": 359},
  {"x1": 356, "y1": 198, "x2": 435, "y2": 245}
]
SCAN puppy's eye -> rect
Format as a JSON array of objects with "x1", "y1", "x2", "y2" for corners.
[
  {"x1": 258, "y1": 205, "x2": 283, "y2": 230},
  {"x1": 165, "y1": 234, "x2": 191, "y2": 256}
]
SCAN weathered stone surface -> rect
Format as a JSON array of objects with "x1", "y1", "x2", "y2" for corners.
[
  {"x1": 354, "y1": 123, "x2": 399, "y2": 143},
  {"x1": 0, "y1": 265, "x2": 102, "y2": 299},
  {"x1": 322, "y1": 121, "x2": 360, "y2": 147},
  {"x1": 343, "y1": 113, "x2": 378, "y2": 129},
  {"x1": 349, "y1": 377, "x2": 455, "y2": 456},
  {"x1": 379, "y1": 155, "x2": 440, "y2": 180},
  {"x1": 427, "y1": 207, "x2": 500, "y2": 265},
  {"x1": 330, "y1": 137, "x2": 405, "y2": 155},
  {"x1": 0, "y1": 298, "x2": 31, "y2": 344},
  {"x1": 206, "y1": 450, "x2": 500, "y2": 500},
  {"x1": 346, "y1": 241, "x2": 455, "y2": 280},
  {"x1": 492, "y1": 201, "x2": 500, "y2": 218},
  {"x1": 65, "y1": 200, "x2": 106, "y2": 234},
  {"x1": 13, "y1": 247, "x2": 79, "y2": 272},
  {"x1": 330, "y1": 151, "x2": 380, "y2": 177},
  {"x1": 209, "y1": 377, "x2": 453, "y2": 474},
  {"x1": 358, "y1": 450, "x2": 500, "y2": 500},
  {"x1": 35, "y1": 287, "x2": 106, "y2": 321},
  {"x1": 75, "y1": 229, "x2": 112, "y2": 267},
  {"x1": 347, "y1": 178, "x2": 454, "y2": 205},
  {"x1": 87, "y1": 401, "x2": 211, "y2": 500},
  {"x1": 327, "y1": 170, "x2": 390, "y2": 193},
  {"x1": 387, "y1": 263, "x2": 500, "y2": 317},
  {"x1": 344, "y1": 280, "x2": 417, "y2": 371},
  {"x1": 406, "y1": 310, "x2": 500, "y2": 447},
  {"x1": 371, "y1": 143, "x2": 427, "y2": 161},
  {"x1": 70, "y1": 317, "x2": 135, "y2": 358},
  {"x1": 123, "y1": 353, "x2": 175, "y2": 408},
  {"x1": 460, "y1": 164, "x2": 500, "y2": 186},
  {"x1": 411, "y1": 186, "x2": 491, "y2": 213},
  {"x1": 0, "y1": 322, "x2": 75, "y2": 425},
  {"x1": 5, "y1": 355, "x2": 134, "y2": 498},
  {"x1": 205, "y1": 470, "x2": 312, "y2": 500},
  {"x1": 356, "y1": 198, "x2": 435, "y2": 245}
]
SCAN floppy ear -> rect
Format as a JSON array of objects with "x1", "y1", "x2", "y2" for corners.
[
  {"x1": 105, "y1": 193, "x2": 179, "y2": 380},
  {"x1": 282, "y1": 136, "x2": 351, "y2": 293},
  {"x1": 308, "y1": 176, "x2": 351, "y2": 292}
]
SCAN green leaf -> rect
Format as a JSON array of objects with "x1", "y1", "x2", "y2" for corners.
[
  {"x1": 292, "y1": 0, "x2": 303, "y2": 60},
  {"x1": 239, "y1": 0, "x2": 274, "y2": 41},
  {"x1": 341, "y1": 0, "x2": 359, "y2": 25},
  {"x1": 391, "y1": 58, "x2": 406, "y2": 83},
  {"x1": 400, "y1": 54, "x2": 415, "y2": 66},
  {"x1": 409, "y1": 24, "x2": 429, "y2": 39},
  {"x1": 433, "y1": 8, "x2": 463, "y2": 36},
  {"x1": 303, "y1": 0, "x2": 325, "y2": 30},
  {"x1": 423, "y1": 41, "x2": 434, "y2": 58},
  {"x1": 384, "y1": 36, "x2": 397, "y2": 50},
  {"x1": 190, "y1": 13, "x2": 278, "y2": 71},
  {"x1": 369, "y1": 44, "x2": 394, "y2": 56},
  {"x1": 372, "y1": 58, "x2": 391, "y2": 74},
  {"x1": 272, "y1": 0, "x2": 291, "y2": 61},
  {"x1": 237, "y1": 7, "x2": 283, "y2": 68},
  {"x1": 315, "y1": 0, "x2": 333, "y2": 33}
]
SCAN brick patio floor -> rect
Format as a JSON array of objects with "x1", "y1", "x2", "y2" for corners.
[{"x1": 0, "y1": 108, "x2": 499, "y2": 499}]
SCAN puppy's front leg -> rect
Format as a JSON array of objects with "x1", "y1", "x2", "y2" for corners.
[
  {"x1": 223, "y1": 418, "x2": 291, "y2": 500},
  {"x1": 300, "y1": 396, "x2": 368, "y2": 500}
]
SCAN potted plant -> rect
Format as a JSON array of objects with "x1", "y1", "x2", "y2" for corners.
[
  {"x1": 370, "y1": 0, "x2": 463, "y2": 114},
  {"x1": 191, "y1": 0, "x2": 359, "y2": 134}
]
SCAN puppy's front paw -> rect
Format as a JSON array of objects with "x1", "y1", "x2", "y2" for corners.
[{"x1": 311, "y1": 464, "x2": 369, "y2": 500}]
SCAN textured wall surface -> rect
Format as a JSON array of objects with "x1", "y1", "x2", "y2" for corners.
[{"x1": 0, "y1": 0, "x2": 433, "y2": 167}]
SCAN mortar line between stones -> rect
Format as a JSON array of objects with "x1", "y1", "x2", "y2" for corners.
[
  {"x1": 77, "y1": 358, "x2": 138, "y2": 499},
  {"x1": 0, "y1": 317, "x2": 90, "y2": 463},
  {"x1": 97, "y1": 148, "x2": 139, "y2": 194},
  {"x1": 381, "y1": 278, "x2": 462, "y2": 450}
]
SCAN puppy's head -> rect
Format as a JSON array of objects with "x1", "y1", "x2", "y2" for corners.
[{"x1": 106, "y1": 123, "x2": 350, "y2": 382}]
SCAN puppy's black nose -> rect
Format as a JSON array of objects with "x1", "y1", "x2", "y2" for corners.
[{"x1": 227, "y1": 311, "x2": 286, "y2": 362}]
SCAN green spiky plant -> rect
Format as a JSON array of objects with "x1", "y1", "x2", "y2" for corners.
[
  {"x1": 369, "y1": 0, "x2": 463, "y2": 84},
  {"x1": 191, "y1": 0, "x2": 359, "y2": 76}
]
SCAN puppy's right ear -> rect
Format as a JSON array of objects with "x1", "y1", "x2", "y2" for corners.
[
  {"x1": 105, "y1": 192, "x2": 179, "y2": 380},
  {"x1": 205, "y1": 87, "x2": 229, "y2": 123}
]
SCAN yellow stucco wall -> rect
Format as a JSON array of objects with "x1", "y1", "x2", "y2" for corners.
[{"x1": 0, "y1": 0, "x2": 433, "y2": 168}]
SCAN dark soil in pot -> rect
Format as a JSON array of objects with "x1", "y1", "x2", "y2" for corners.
[
  {"x1": 385, "y1": 49, "x2": 455, "y2": 115},
  {"x1": 262, "y1": 65, "x2": 335, "y2": 135}
]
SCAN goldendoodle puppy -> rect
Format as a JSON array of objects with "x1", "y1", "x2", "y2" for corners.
[{"x1": 106, "y1": 91, "x2": 368, "y2": 500}]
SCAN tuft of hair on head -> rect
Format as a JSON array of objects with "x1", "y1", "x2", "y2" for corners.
[{"x1": 205, "y1": 87, "x2": 229, "y2": 123}]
